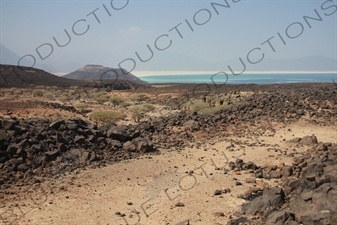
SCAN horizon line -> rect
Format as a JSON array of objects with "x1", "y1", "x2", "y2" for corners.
[{"x1": 134, "y1": 70, "x2": 337, "y2": 76}]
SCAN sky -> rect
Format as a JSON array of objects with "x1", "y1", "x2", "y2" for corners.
[{"x1": 1, "y1": 0, "x2": 337, "y2": 73}]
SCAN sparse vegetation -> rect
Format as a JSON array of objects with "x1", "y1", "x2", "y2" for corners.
[
  {"x1": 91, "y1": 91, "x2": 107, "y2": 102},
  {"x1": 70, "y1": 85, "x2": 78, "y2": 90},
  {"x1": 69, "y1": 90, "x2": 77, "y2": 95},
  {"x1": 109, "y1": 96, "x2": 124, "y2": 107},
  {"x1": 95, "y1": 95, "x2": 110, "y2": 103},
  {"x1": 128, "y1": 104, "x2": 155, "y2": 122},
  {"x1": 199, "y1": 105, "x2": 229, "y2": 115},
  {"x1": 129, "y1": 94, "x2": 148, "y2": 104},
  {"x1": 68, "y1": 89, "x2": 82, "y2": 100},
  {"x1": 182, "y1": 99, "x2": 229, "y2": 115},
  {"x1": 130, "y1": 103, "x2": 155, "y2": 113},
  {"x1": 43, "y1": 91, "x2": 54, "y2": 99},
  {"x1": 58, "y1": 96, "x2": 71, "y2": 103},
  {"x1": 93, "y1": 91, "x2": 107, "y2": 98},
  {"x1": 32, "y1": 89, "x2": 44, "y2": 97},
  {"x1": 140, "y1": 103, "x2": 155, "y2": 112},
  {"x1": 74, "y1": 103, "x2": 89, "y2": 109},
  {"x1": 129, "y1": 106, "x2": 144, "y2": 122},
  {"x1": 131, "y1": 111, "x2": 143, "y2": 122},
  {"x1": 11, "y1": 88, "x2": 22, "y2": 97},
  {"x1": 92, "y1": 91, "x2": 109, "y2": 103},
  {"x1": 183, "y1": 100, "x2": 209, "y2": 112},
  {"x1": 120, "y1": 102, "x2": 131, "y2": 108},
  {"x1": 89, "y1": 111, "x2": 126, "y2": 123}
]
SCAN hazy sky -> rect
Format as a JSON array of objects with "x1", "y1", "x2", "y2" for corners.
[{"x1": 1, "y1": 0, "x2": 337, "y2": 72}]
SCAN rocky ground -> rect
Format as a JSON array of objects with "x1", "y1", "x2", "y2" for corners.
[{"x1": 0, "y1": 82, "x2": 336, "y2": 224}]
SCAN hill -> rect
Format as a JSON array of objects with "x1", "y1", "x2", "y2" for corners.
[
  {"x1": 63, "y1": 65, "x2": 147, "y2": 84},
  {"x1": 0, "y1": 64, "x2": 85, "y2": 87}
]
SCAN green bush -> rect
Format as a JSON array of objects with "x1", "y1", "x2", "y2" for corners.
[
  {"x1": 43, "y1": 91, "x2": 54, "y2": 99},
  {"x1": 11, "y1": 88, "x2": 22, "y2": 96},
  {"x1": 89, "y1": 111, "x2": 126, "y2": 123},
  {"x1": 131, "y1": 111, "x2": 143, "y2": 122},
  {"x1": 183, "y1": 100, "x2": 209, "y2": 111},
  {"x1": 140, "y1": 104, "x2": 155, "y2": 112},
  {"x1": 74, "y1": 103, "x2": 89, "y2": 109},
  {"x1": 130, "y1": 104, "x2": 155, "y2": 113},
  {"x1": 110, "y1": 96, "x2": 124, "y2": 107},
  {"x1": 120, "y1": 102, "x2": 131, "y2": 108},
  {"x1": 32, "y1": 89, "x2": 44, "y2": 97},
  {"x1": 129, "y1": 105, "x2": 141, "y2": 112},
  {"x1": 58, "y1": 96, "x2": 70, "y2": 103},
  {"x1": 129, "y1": 94, "x2": 148, "y2": 103},
  {"x1": 93, "y1": 91, "x2": 108, "y2": 98},
  {"x1": 69, "y1": 90, "x2": 77, "y2": 95},
  {"x1": 199, "y1": 105, "x2": 228, "y2": 115},
  {"x1": 95, "y1": 94, "x2": 110, "y2": 103}
]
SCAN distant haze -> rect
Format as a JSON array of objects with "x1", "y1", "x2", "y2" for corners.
[
  {"x1": 1, "y1": 1, "x2": 336, "y2": 75},
  {"x1": 1, "y1": 43, "x2": 336, "y2": 76}
]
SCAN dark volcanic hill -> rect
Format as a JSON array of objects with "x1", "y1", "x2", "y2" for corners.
[
  {"x1": 0, "y1": 64, "x2": 85, "y2": 87},
  {"x1": 63, "y1": 65, "x2": 147, "y2": 84}
]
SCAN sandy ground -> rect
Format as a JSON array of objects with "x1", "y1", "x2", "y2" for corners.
[{"x1": 1, "y1": 121, "x2": 336, "y2": 225}]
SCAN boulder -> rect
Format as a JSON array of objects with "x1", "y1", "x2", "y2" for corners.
[
  {"x1": 265, "y1": 210, "x2": 296, "y2": 225},
  {"x1": 301, "y1": 163, "x2": 323, "y2": 182},
  {"x1": 281, "y1": 165, "x2": 293, "y2": 178},
  {"x1": 49, "y1": 119, "x2": 64, "y2": 129},
  {"x1": 123, "y1": 141, "x2": 136, "y2": 152},
  {"x1": 242, "y1": 187, "x2": 285, "y2": 217},
  {"x1": 107, "y1": 126, "x2": 131, "y2": 142},
  {"x1": 132, "y1": 137, "x2": 154, "y2": 153},
  {"x1": 0, "y1": 130, "x2": 7, "y2": 142},
  {"x1": 299, "y1": 135, "x2": 318, "y2": 146},
  {"x1": 183, "y1": 120, "x2": 200, "y2": 131},
  {"x1": 1, "y1": 119, "x2": 16, "y2": 130},
  {"x1": 6, "y1": 144, "x2": 19, "y2": 155}
]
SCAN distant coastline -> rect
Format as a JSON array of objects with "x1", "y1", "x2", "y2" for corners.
[
  {"x1": 135, "y1": 71, "x2": 337, "y2": 77},
  {"x1": 137, "y1": 72, "x2": 337, "y2": 85}
]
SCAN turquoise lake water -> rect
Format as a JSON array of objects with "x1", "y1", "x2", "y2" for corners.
[{"x1": 139, "y1": 73, "x2": 337, "y2": 84}]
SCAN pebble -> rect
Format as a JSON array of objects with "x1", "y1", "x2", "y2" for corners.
[
  {"x1": 212, "y1": 212, "x2": 225, "y2": 217},
  {"x1": 214, "y1": 189, "x2": 222, "y2": 195},
  {"x1": 175, "y1": 202, "x2": 185, "y2": 207}
]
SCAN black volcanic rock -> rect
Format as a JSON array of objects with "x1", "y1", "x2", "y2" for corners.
[{"x1": 0, "y1": 117, "x2": 161, "y2": 187}]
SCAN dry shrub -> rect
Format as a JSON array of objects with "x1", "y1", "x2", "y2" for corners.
[
  {"x1": 109, "y1": 96, "x2": 124, "y2": 107},
  {"x1": 140, "y1": 104, "x2": 155, "y2": 112},
  {"x1": 89, "y1": 111, "x2": 126, "y2": 123},
  {"x1": 32, "y1": 89, "x2": 44, "y2": 97},
  {"x1": 74, "y1": 103, "x2": 88, "y2": 109},
  {"x1": 129, "y1": 94, "x2": 148, "y2": 103}
]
